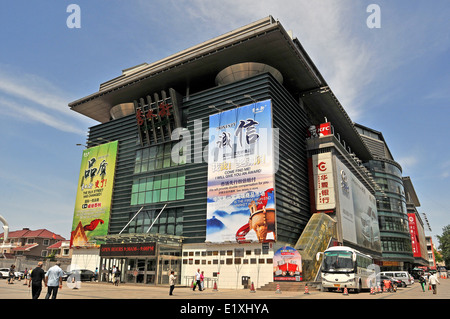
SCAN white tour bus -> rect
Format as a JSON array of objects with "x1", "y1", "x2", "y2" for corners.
[{"x1": 316, "y1": 246, "x2": 376, "y2": 293}]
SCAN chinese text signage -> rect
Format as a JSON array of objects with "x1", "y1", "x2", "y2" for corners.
[
  {"x1": 311, "y1": 152, "x2": 336, "y2": 211},
  {"x1": 206, "y1": 99, "x2": 276, "y2": 243},
  {"x1": 71, "y1": 141, "x2": 118, "y2": 247}
]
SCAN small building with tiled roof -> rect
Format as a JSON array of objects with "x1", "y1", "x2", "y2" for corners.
[{"x1": 0, "y1": 228, "x2": 66, "y2": 259}]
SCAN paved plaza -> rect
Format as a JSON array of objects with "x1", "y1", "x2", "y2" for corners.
[{"x1": 1, "y1": 277, "x2": 449, "y2": 300}]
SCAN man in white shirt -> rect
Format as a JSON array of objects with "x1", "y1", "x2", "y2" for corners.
[
  {"x1": 44, "y1": 262, "x2": 65, "y2": 299},
  {"x1": 169, "y1": 271, "x2": 177, "y2": 295},
  {"x1": 193, "y1": 269, "x2": 202, "y2": 291},
  {"x1": 428, "y1": 273, "x2": 440, "y2": 294}
]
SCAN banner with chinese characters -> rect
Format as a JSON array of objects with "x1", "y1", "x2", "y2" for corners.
[
  {"x1": 70, "y1": 141, "x2": 118, "y2": 247},
  {"x1": 206, "y1": 99, "x2": 276, "y2": 243},
  {"x1": 311, "y1": 152, "x2": 336, "y2": 211}
]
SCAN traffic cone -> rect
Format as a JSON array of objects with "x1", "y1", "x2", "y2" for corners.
[
  {"x1": 275, "y1": 283, "x2": 282, "y2": 294},
  {"x1": 343, "y1": 286, "x2": 349, "y2": 295},
  {"x1": 250, "y1": 282, "x2": 256, "y2": 293},
  {"x1": 304, "y1": 284, "x2": 310, "y2": 295},
  {"x1": 370, "y1": 286, "x2": 375, "y2": 295},
  {"x1": 213, "y1": 281, "x2": 218, "y2": 292}
]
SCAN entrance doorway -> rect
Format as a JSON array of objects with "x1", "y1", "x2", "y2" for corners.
[{"x1": 125, "y1": 258, "x2": 157, "y2": 284}]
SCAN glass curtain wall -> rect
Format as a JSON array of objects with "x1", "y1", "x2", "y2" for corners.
[{"x1": 366, "y1": 159, "x2": 413, "y2": 269}]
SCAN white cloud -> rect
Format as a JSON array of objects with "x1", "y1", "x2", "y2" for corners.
[
  {"x1": 0, "y1": 66, "x2": 92, "y2": 135},
  {"x1": 396, "y1": 155, "x2": 419, "y2": 172},
  {"x1": 0, "y1": 96, "x2": 85, "y2": 135},
  {"x1": 140, "y1": 0, "x2": 376, "y2": 120}
]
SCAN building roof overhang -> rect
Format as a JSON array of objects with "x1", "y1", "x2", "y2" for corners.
[
  {"x1": 402, "y1": 176, "x2": 421, "y2": 207},
  {"x1": 69, "y1": 16, "x2": 372, "y2": 161}
]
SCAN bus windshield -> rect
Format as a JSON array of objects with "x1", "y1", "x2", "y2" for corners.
[{"x1": 322, "y1": 251, "x2": 355, "y2": 273}]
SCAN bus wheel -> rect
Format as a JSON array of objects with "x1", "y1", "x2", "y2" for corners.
[{"x1": 355, "y1": 281, "x2": 361, "y2": 294}]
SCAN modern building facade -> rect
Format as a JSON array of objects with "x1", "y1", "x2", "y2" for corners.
[
  {"x1": 68, "y1": 17, "x2": 406, "y2": 288},
  {"x1": 354, "y1": 123, "x2": 430, "y2": 271}
]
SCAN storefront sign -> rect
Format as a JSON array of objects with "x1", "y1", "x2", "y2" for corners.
[
  {"x1": 133, "y1": 89, "x2": 182, "y2": 146},
  {"x1": 273, "y1": 246, "x2": 302, "y2": 281},
  {"x1": 71, "y1": 141, "x2": 118, "y2": 247},
  {"x1": 206, "y1": 99, "x2": 276, "y2": 244},
  {"x1": 311, "y1": 152, "x2": 336, "y2": 211},
  {"x1": 307, "y1": 122, "x2": 331, "y2": 138},
  {"x1": 100, "y1": 243, "x2": 156, "y2": 257},
  {"x1": 408, "y1": 213, "x2": 421, "y2": 257}
]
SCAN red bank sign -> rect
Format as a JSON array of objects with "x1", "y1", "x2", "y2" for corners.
[{"x1": 408, "y1": 213, "x2": 421, "y2": 258}]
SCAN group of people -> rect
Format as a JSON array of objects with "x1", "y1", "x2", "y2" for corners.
[
  {"x1": 109, "y1": 265, "x2": 121, "y2": 286},
  {"x1": 26, "y1": 262, "x2": 65, "y2": 299},
  {"x1": 418, "y1": 272, "x2": 441, "y2": 294},
  {"x1": 193, "y1": 268, "x2": 205, "y2": 292}
]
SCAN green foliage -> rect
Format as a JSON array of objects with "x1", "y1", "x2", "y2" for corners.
[{"x1": 437, "y1": 225, "x2": 450, "y2": 266}]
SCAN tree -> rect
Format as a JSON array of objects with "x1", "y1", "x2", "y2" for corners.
[{"x1": 437, "y1": 224, "x2": 450, "y2": 267}]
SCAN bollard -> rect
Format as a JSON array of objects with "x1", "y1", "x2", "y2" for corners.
[
  {"x1": 275, "y1": 283, "x2": 282, "y2": 294},
  {"x1": 304, "y1": 284, "x2": 310, "y2": 295},
  {"x1": 343, "y1": 286, "x2": 349, "y2": 295}
]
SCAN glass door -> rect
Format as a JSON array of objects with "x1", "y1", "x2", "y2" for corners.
[{"x1": 146, "y1": 259, "x2": 156, "y2": 284}]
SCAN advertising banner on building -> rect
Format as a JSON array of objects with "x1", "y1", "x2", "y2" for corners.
[
  {"x1": 408, "y1": 213, "x2": 428, "y2": 261},
  {"x1": 273, "y1": 246, "x2": 302, "y2": 281},
  {"x1": 335, "y1": 157, "x2": 381, "y2": 252},
  {"x1": 70, "y1": 141, "x2": 119, "y2": 247},
  {"x1": 311, "y1": 152, "x2": 336, "y2": 211},
  {"x1": 206, "y1": 99, "x2": 276, "y2": 243}
]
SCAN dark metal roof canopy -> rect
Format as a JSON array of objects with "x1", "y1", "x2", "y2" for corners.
[
  {"x1": 69, "y1": 16, "x2": 372, "y2": 161},
  {"x1": 402, "y1": 176, "x2": 421, "y2": 207}
]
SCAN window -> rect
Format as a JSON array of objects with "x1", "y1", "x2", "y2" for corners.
[
  {"x1": 131, "y1": 171, "x2": 185, "y2": 205},
  {"x1": 127, "y1": 207, "x2": 184, "y2": 235},
  {"x1": 134, "y1": 142, "x2": 186, "y2": 174}
]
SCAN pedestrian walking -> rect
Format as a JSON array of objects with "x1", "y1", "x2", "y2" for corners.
[
  {"x1": 200, "y1": 271, "x2": 205, "y2": 291},
  {"x1": 94, "y1": 267, "x2": 98, "y2": 282},
  {"x1": 193, "y1": 269, "x2": 202, "y2": 291},
  {"x1": 114, "y1": 268, "x2": 121, "y2": 286},
  {"x1": 23, "y1": 268, "x2": 29, "y2": 286},
  {"x1": 28, "y1": 262, "x2": 45, "y2": 299},
  {"x1": 44, "y1": 262, "x2": 64, "y2": 299},
  {"x1": 8, "y1": 264, "x2": 15, "y2": 284},
  {"x1": 169, "y1": 271, "x2": 176, "y2": 296},
  {"x1": 419, "y1": 275, "x2": 426, "y2": 292},
  {"x1": 428, "y1": 273, "x2": 441, "y2": 294},
  {"x1": 111, "y1": 265, "x2": 117, "y2": 284}
]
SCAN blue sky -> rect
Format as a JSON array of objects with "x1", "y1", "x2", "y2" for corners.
[{"x1": 0, "y1": 1, "x2": 448, "y2": 248}]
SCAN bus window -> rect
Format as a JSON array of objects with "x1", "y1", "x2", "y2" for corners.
[{"x1": 322, "y1": 251, "x2": 354, "y2": 272}]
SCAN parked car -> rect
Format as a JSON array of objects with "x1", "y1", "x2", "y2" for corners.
[
  {"x1": 379, "y1": 271, "x2": 413, "y2": 287},
  {"x1": 0, "y1": 268, "x2": 9, "y2": 279},
  {"x1": 0, "y1": 268, "x2": 23, "y2": 279},
  {"x1": 63, "y1": 269, "x2": 95, "y2": 282},
  {"x1": 376, "y1": 275, "x2": 402, "y2": 290}
]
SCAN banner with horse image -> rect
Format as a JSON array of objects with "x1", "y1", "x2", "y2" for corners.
[{"x1": 206, "y1": 99, "x2": 276, "y2": 243}]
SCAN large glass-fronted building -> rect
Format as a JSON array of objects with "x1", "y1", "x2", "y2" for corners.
[{"x1": 68, "y1": 17, "x2": 401, "y2": 288}]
